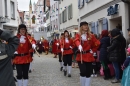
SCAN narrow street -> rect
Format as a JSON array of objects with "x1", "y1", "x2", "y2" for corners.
[{"x1": 14, "y1": 53, "x2": 120, "y2": 86}]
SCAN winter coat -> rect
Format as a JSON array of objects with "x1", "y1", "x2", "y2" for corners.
[
  {"x1": 108, "y1": 35, "x2": 126, "y2": 62},
  {"x1": 99, "y1": 36, "x2": 110, "y2": 61},
  {"x1": 0, "y1": 31, "x2": 19, "y2": 86}
]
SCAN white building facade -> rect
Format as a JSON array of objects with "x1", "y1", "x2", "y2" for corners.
[
  {"x1": 59, "y1": 0, "x2": 78, "y2": 37},
  {"x1": 0, "y1": 0, "x2": 19, "y2": 35},
  {"x1": 49, "y1": 0, "x2": 60, "y2": 38},
  {"x1": 78, "y1": 0, "x2": 129, "y2": 39}
]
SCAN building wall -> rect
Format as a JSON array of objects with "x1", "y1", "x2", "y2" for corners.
[
  {"x1": 50, "y1": 0, "x2": 59, "y2": 32},
  {"x1": 0, "y1": 0, "x2": 18, "y2": 34},
  {"x1": 59, "y1": 0, "x2": 78, "y2": 35},
  {"x1": 78, "y1": 0, "x2": 129, "y2": 39}
]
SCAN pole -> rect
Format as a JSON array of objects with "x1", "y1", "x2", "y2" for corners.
[{"x1": 78, "y1": 15, "x2": 83, "y2": 64}]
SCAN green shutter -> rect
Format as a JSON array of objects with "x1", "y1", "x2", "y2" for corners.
[{"x1": 70, "y1": 4, "x2": 72, "y2": 19}]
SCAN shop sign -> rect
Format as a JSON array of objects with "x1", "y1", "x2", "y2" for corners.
[{"x1": 107, "y1": 4, "x2": 119, "y2": 16}]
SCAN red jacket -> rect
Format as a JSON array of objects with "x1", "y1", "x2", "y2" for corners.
[
  {"x1": 43, "y1": 39, "x2": 49, "y2": 50},
  {"x1": 52, "y1": 39, "x2": 58, "y2": 54},
  {"x1": 61, "y1": 38, "x2": 74, "y2": 55},
  {"x1": 74, "y1": 33, "x2": 100, "y2": 62},
  {"x1": 13, "y1": 34, "x2": 36, "y2": 64}
]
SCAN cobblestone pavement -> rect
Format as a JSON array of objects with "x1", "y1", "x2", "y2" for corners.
[{"x1": 14, "y1": 53, "x2": 121, "y2": 86}]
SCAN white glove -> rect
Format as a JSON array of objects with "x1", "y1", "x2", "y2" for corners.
[
  {"x1": 93, "y1": 53, "x2": 97, "y2": 56},
  {"x1": 90, "y1": 49, "x2": 93, "y2": 54},
  {"x1": 128, "y1": 44, "x2": 130, "y2": 48},
  {"x1": 78, "y1": 45, "x2": 82, "y2": 52},
  {"x1": 61, "y1": 48, "x2": 64, "y2": 52},
  {"x1": 56, "y1": 43, "x2": 59, "y2": 46},
  {"x1": 32, "y1": 44, "x2": 36, "y2": 49},
  {"x1": 70, "y1": 46, "x2": 72, "y2": 49},
  {"x1": 40, "y1": 42, "x2": 41, "y2": 44},
  {"x1": 14, "y1": 51, "x2": 18, "y2": 54}
]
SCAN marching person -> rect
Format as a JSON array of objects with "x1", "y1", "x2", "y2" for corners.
[
  {"x1": 0, "y1": 29, "x2": 19, "y2": 86},
  {"x1": 13, "y1": 24, "x2": 36, "y2": 86},
  {"x1": 43, "y1": 39, "x2": 49, "y2": 55},
  {"x1": 52, "y1": 37, "x2": 58, "y2": 58},
  {"x1": 57, "y1": 33, "x2": 64, "y2": 71},
  {"x1": 61, "y1": 30, "x2": 74, "y2": 77},
  {"x1": 74, "y1": 22, "x2": 100, "y2": 86}
]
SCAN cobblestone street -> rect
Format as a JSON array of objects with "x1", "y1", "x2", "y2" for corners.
[{"x1": 14, "y1": 53, "x2": 121, "y2": 86}]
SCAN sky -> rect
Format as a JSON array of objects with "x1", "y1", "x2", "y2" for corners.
[{"x1": 17, "y1": 0, "x2": 38, "y2": 11}]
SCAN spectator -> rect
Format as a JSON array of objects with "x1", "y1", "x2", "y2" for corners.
[
  {"x1": 99, "y1": 30, "x2": 111, "y2": 80},
  {"x1": 0, "y1": 29, "x2": 19, "y2": 86},
  {"x1": 107, "y1": 28, "x2": 126, "y2": 83}
]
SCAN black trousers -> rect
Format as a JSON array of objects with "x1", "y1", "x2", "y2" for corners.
[
  {"x1": 78, "y1": 62, "x2": 92, "y2": 78},
  {"x1": 58, "y1": 53, "x2": 62, "y2": 62},
  {"x1": 91, "y1": 62, "x2": 97, "y2": 74},
  {"x1": 16, "y1": 63, "x2": 30, "y2": 79},
  {"x1": 63, "y1": 54, "x2": 73, "y2": 66}
]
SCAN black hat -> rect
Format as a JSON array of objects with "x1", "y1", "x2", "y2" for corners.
[
  {"x1": 18, "y1": 24, "x2": 27, "y2": 33},
  {"x1": 64, "y1": 30, "x2": 69, "y2": 33},
  {"x1": 127, "y1": 28, "x2": 130, "y2": 31},
  {"x1": 80, "y1": 21, "x2": 88, "y2": 27}
]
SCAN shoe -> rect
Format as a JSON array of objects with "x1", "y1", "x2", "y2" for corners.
[
  {"x1": 60, "y1": 67, "x2": 63, "y2": 71},
  {"x1": 64, "y1": 70, "x2": 67, "y2": 76},
  {"x1": 72, "y1": 63, "x2": 75, "y2": 68},
  {"x1": 103, "y1": 70, "x2": 110, "y2": 80},
  {"x1": 94, "y1": 74, "x2": 97, "y2": 77},
  {"x1": 14, "y1": 77, "x2": 17, "y2": 82},
  {"x1": 111, "y1": 79, "x2": 120, "y2": 83},
  {"x1": 68, "y1": 74, "x2": 71, "y2": 77},
  {"x1": 91, "y1": 74, "x2": 94, "y2": 77}
]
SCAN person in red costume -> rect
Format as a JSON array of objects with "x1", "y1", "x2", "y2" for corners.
[
  {"x1": 74, "y1": 22, "x2": 100, "y2": 86},
  {"x1": 13, "y1": 24, "x2": 36, "y2": 86},
  {"x1": 61, "y1": 30, "x2": 74, "y2": 77},
  {"x1": 52, "y1": 37, "x2": 58, "y2": 58},
  {"x1": 43, "y1": 39, "x2": 49, "y2": 55}
]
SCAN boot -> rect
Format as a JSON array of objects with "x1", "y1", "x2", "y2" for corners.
[
  {"x1": 85, "y1": 78, "x2": 91, "y2": 86},
  {"x1": 68, "y1": 66, "x2": 72, "y2": 77},
  {"x1": 103, "y1": 70, "x2": 109, "y2": 80},
  {"x1": 62, "y1": 62, "x2": 65, "y2": 71},
  {"x1": 23, "y1": 79, "x2": 28, "y2": 86},
  {"x1": 80, "y1": 76, "x2": 86, "y2": 86},
  {"x1": 17, "y1": 80, "x2": 22, "y2": 86}
]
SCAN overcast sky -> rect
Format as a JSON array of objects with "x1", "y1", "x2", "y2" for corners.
[{"x1": 18, "y1": 0, "x2": 38, "y2": 11}]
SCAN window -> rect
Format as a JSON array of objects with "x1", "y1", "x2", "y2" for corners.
[
  {"x1": 10, "y1": 1, "x2": 15, "y2": 19},
  {"x1": 5, "y1": 0, "x2": 7, "y2": 16}
]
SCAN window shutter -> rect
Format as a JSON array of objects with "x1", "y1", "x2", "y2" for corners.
[
  {"x1": 102, "y1": 18, "x2": 108, "y2": 30},
  {"x1": 78, "y1": 0, "x2": 80, "y2": 9},
  {"x1": 70, "y1": 4, "x2": 73, "y2": 19},
  {"x1": 91, "y1": 22, "x2": 96, "y2": 34},
  {"x1": 81, "y1": 0, "x2": 84, "y2": 7},
  {"x1": 95, "y1": 21, "x2": 98, "y2": 34},
  {"x1": 68, "y1": 5, "x2": 70, "y2": 20}
]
